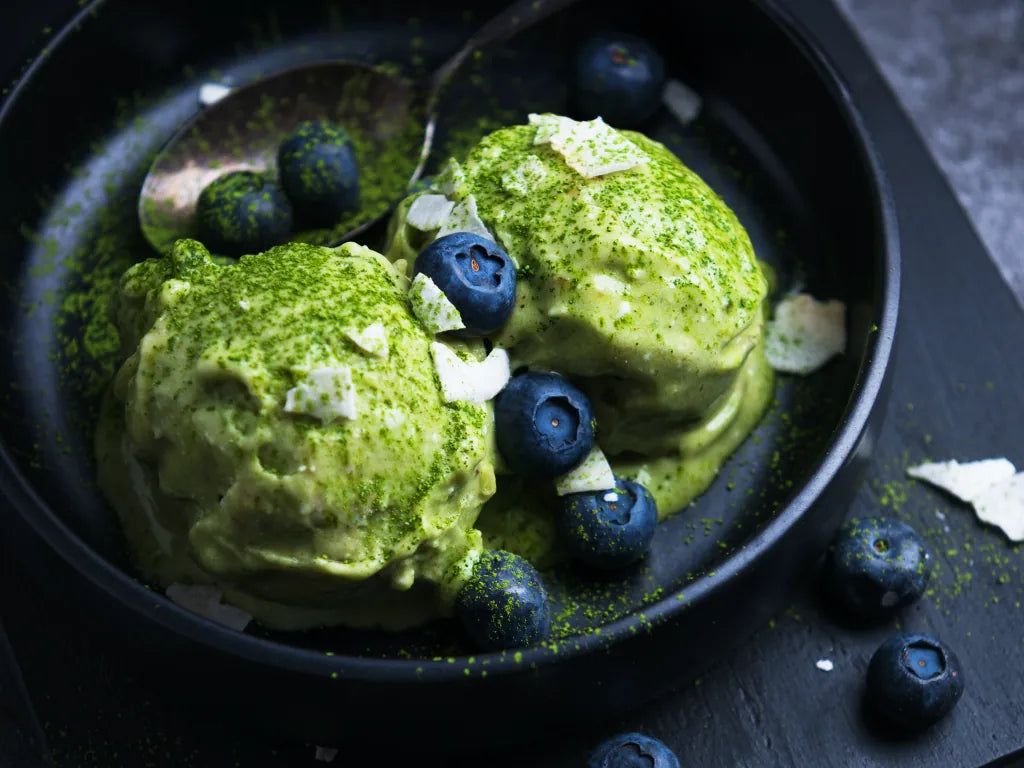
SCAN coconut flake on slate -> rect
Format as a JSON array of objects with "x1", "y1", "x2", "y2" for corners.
[
  {"x1": 815, "y1": 659, "x2": 835, "y2": 672},
  {"x1": 662, "y1": 78, "x2": 703, "y2": 126},
  {"x1": 765, "y1": 293, "x2": 846, "y2": 374},
  {"x1": 314, "y1": 746, "x2": 339, "y2": 763},
  {"x1": 345, "y1": 322, "x2": 389, "y2": 358},
  {"x1": 528, "y1": 113, "x2": 649, "y2": 178},
  {"x1": 409, "y1": 273, "x2": 466, "y2": 334},
  {"x1": 971, "y1": 472, "x2": 1024, "y2": 541},
  {"x1": 198, "y1": 83, "x2": 232, "y2": 106},
  {"x1": 407, "y1": 194, "x2": 456, "y2": 231},
  {"x1": 435, "y1": 194, "x2": 493, "y2": 240},
  {"x1": 555, "y1": 445, "x2": 616, "y2": 496},
  {"x1": 906, "y1": 458, "x2": 1016, "y2": 503},
  {"x1": 166, "y1": 583, "x2": 252, "y2": 631},
  {"x1": 430, "y1": 343, "x2": 510, "y2": 403},
  {"x1": 284, "y1": 366, "x2": 357, "y2": 422}
]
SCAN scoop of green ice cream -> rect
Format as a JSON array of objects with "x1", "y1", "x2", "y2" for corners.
[
  {"x1": 387, "y1": 116, "x2": 769, "y2": 457},
  {"x1": 97, "y1": 239, "x2": 495, "y2": 629}
]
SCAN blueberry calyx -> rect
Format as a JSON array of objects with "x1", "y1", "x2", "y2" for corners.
[
  {"x1": 557, "y1": 478, "x2": 658, "y2": 569},
  {"x1": 413, "y1": 232, "x2": 516, "y2": 337},
  {"x1": 494, "y1": 372, "x2": 595, "y2": 478}
]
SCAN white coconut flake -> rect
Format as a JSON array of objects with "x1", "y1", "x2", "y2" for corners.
[
  {"x1": 345, "y1": 322, "x2": 389, "y2": 358},
  {"x1": 407, "y1": 194, "x2": 456, "y2": 231},
  {"x1": 815, "y1": 659, "x2": 834, "y2": 672},
  {"x1": 765, "y1": 293, "x2": 846, "y2": 374},
  {"x1": 906, "y1": 458, "x2": 1016, "y2": 503},
  {"x1": 528, "y1": 113, "x2": 649, "y2": 178},
  {"x1": 409, "y1": 273, "x2": 466, "y2": 334},
  {"x1": 198, "y1": 82, "x2": 232, "y2": 107},
  {"x1": 430, "y1": 343, "x2": 510, "y2": 403},
  {"x1": 662, "y1": 78, "x2": 702, "y2": 126},
  {"x1": 314, "y1": 746, "x2": 339, "y2": 763},
  {"x1": 166, "y1": 583, "x2": 252, "y2": 631},
  {"x1": 500, "y1": 155, "x2": 549, "y2": 196},
  {"x1": 284, "y1": 366, "x2": 357, "y2": 422},
  {"x1": 555, "y1": 445, "x2": 616, "y2": 496},
  {"x1": 436, "y1": 194, "x2": 493, "y2": 240},
  {"x1": 434, "y1": 158, "x2": 466, "y2": 197},
  {"x1": 971, "y1": 472, "x2": 1024, "y2": 541}
]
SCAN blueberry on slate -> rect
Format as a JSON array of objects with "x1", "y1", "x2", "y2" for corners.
[
  {"x1": 557, "y1": 478, "x2": 658, "y2": 570},
  {"x1": 494, "y1": 372, "x2": 595, "y2": 479},
  {"x1": 277, "y1": 120, "x2": 359, "y2": 226},
  {"x1": 196, "y1": 170, "x2": 293, "y2": 256},
  {"x1": 570, "y1": 34, "x2": 666, "y2": 127},
  {"x1": 827, "y1": 517, "x2": 932, "y2": 619},
  {"x1": 587, "y1": 732, "x2": 680, "y2": 768},
  {"x1": 456, "y1": 550, "x2": 550, "y2": 651},
  {"x1": 867, "y1": 633, "x2": 964, "y2": 729},
  {"x1": 414, "y1": 232, "x2": 516, "y2": 337}
]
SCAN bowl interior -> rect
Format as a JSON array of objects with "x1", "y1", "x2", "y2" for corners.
[{"x1": 0, "y1": 0, "x2": 886, "y2": 660}]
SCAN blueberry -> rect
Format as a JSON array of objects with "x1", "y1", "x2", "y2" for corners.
[
  {"x1": 827, "y1": 517, "x2": 932, "y2": 619},
  {"x1": 494, "y1": 372, "x2": 595, "y2": 478},
  {"x1": 277, "y1": 120, "x2": 359, "y2": 226},
  {"x1": 195, "y1": 170, "x2": 293, "y2": 256},
  {"x1": 557, "y1": 478, "x2": 657, "y2": 570},
  {"x1": 413, "y1": 232, "x2": 516, "y2": 337},
  {"x1": 587, "y1": 732, "x2": 680, "y2": 768},
  {"x1": 455, "y1": 550, "x2": 550, "y2": 650},
  {"x1": 867, "y1": 633, "x2": 964, "y2": 729},
  {"x1": 570, "y1": 34, "x2": 666, "y2": 127}
]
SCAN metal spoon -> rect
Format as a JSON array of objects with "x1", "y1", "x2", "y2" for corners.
[{"x1": 138, "y1": 0, "x2": 580, "y2": 255}]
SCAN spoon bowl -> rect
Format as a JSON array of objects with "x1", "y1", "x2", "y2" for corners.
[
  {"x1": 139, "y1": 62, "x2": 424, "y2": 254},
  {"x1": 137, "y1": 0, "x2": 579, "y2": 254}
]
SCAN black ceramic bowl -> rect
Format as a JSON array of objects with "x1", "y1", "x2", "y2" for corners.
[{"x1": 0, "y1": 0, "x2": 897, "y2": 753}]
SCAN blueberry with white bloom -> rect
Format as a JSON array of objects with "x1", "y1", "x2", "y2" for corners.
[
  {"x1": 570, "y1": 34, "x2": 666, "y2": 127},
  {"x1": 414, "y1": 232, "x2": 516, "y2": 337},
  {"x1": 587, "y1": 732, "x2": 680, "y2": 768},
  {"x1": 456, "y1": 550, "x2": 550, "y2": 650},
  {"x1": 196, "y1": 170, "x2": 292, "y2": 256},
  {"x1": 827, "y1": 517, "x2": 932, "y2": 619},
  {"x1": 867, "y1": 633, "x2": 964, "y2": 729},
  {"x1": 557, "y1": 478, "x2": 657, "y2": 569},
  {"x1": 494, "y1": 372, "x2": 595, "y2": 478},
  {"x1": 277, "y1": 120, "x2": 359, "y2": 226}
]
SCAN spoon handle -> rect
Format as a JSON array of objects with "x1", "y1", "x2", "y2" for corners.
[{"x1": 428, "y1": 0, "x2": 581, "y2": 108}]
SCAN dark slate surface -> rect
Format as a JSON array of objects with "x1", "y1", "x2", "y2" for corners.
[{"x1": 2, "y1": 0, "x2": 1024, "y2": 766}]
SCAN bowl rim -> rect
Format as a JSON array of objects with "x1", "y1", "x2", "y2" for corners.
[{"x1": 0, "y1": 0, "x2": 899, "y2": 683}]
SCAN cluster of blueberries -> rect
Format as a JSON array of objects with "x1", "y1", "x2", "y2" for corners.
[
  {"x1": 827, "y1": 516, "x2": 963, "y2": 730},
  {"x1": 195, "y1": 120, "x2": 360, "y2": 256},
  {"x1": 413, "y1": 231, "x2": 660, "y2": 651},
  {"x1": 580, "y1": 517, "x2": 963, "y2": 768}
]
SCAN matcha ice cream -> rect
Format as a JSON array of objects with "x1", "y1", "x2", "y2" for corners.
[
  {"x1": 387, "y1": 115, "x2": 773, "y2": 563},
  {"x1": 96, "y1": 239, "x2": 495, "y2": 629}
]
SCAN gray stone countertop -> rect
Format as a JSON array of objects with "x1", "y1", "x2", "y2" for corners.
[{"x1": 837, "y1": 0, "x2": 1024, "y2": 306}]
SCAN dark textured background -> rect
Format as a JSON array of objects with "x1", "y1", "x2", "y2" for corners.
[{"x1": 840, "y1": 0, "x2": 1024, "y2": 305}]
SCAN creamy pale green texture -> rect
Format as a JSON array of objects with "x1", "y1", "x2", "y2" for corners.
[
  {"x1": 387, "y1": 118, "x2": 774, "y2": 565},
  {"x1": 96, "y1": 239, "x2": 495, "y2": 629},
  {"x1": 388, "y1": 121, "x2": 769, "y2": 455}
]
